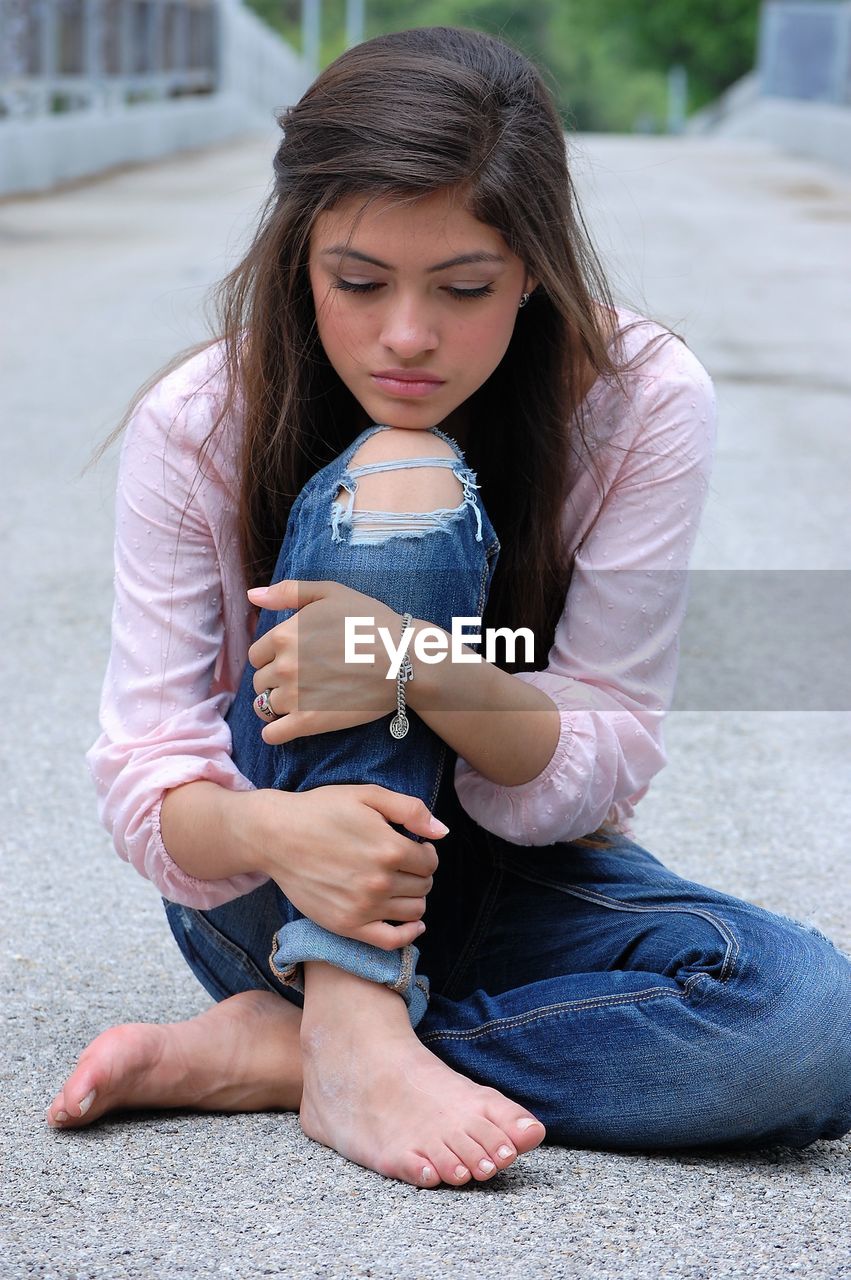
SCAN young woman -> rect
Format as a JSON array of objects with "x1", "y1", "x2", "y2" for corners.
[{"x1": 46, "y1": 27, "x2": 850, "y2": 1187}]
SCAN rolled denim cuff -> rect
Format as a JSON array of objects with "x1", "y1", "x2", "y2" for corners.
[{"x1": 269, "y1": 918, "x2": 430, "y2": 1029}]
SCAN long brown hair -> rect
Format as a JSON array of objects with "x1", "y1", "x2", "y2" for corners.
[{"x1": 105, "y1": 27, "x2": 684, "y2": 845}]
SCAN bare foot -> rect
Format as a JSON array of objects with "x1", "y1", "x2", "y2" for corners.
[
  {"x1": 44, "y1": 990, "x2": 303, "y2": 1129},
  {"x1": 299, "y1": 964, "x2": 546, "y2": 1188}
]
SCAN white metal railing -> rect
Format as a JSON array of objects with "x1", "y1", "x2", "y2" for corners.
[
  {"x1": 0, "y1": 0, "x2": 219, "y2": 117},
  {"x1": 758, "y1": 0, "x2": 851, "y2": 104}
]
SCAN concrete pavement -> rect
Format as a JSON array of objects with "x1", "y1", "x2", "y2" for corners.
[{"x1": 1, "y1": 129, "x2": 849, "y2": 1278}]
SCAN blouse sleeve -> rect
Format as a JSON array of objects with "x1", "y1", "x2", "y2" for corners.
[
  {"x1": 85, "y1": 374, "x2": 271, "y2": 908},
  {"x1": 453, "y1": 344, "x2": 718, "y2": 845}
]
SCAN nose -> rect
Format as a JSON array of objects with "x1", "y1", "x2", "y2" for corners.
[{"x1": 378, "y1": 293, "x2": 439, "y2": 359}]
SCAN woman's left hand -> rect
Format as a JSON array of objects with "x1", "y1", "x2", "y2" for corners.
[{"x1": 246, "y1": 580, "x2": 414, "y2": 745}]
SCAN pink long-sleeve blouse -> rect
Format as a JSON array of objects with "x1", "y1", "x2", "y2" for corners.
[{"x1": 86, "y1": 306, "x2": 717, "y2": 908}]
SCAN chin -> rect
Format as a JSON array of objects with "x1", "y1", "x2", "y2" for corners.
[
  {"x1": 362, "y1": 401, "x2": 447, "y2": 432},
  {"x1": 384, "y1": 417, "x2": 443, "y2": 431}
]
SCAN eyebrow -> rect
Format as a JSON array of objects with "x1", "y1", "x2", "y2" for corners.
[{"x1": 320, "y1": 247, "x2": 507, "y2": 273}]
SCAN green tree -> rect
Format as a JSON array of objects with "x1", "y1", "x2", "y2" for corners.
[
  {"x1": 244, "y1": 0, "x2": 762, "y2": 131},
  {"x1": 583, "y1": 0, "x2": 761, "y2": 111},
  {"x1": 361, "y1": 0, "x2": 666, "y2": 130}
]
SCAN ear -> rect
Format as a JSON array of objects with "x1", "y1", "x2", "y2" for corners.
[{"x1": 524, "y1": 272, "x2": 540, "y2": 296}]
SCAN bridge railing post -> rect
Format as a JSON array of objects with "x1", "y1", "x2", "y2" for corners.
[{"x1": 0, "y1": 0, "x2": 224, "y2": 117}]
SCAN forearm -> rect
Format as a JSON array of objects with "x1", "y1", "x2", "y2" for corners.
[
  {"x1": 160, "y1": 780, "x2": 279, "y2": 881},
  {"x1": 403, "y1": 618, "x2": 561, "y2": 786}
]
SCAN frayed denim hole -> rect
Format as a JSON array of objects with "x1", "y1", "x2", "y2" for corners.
[
  {"x1": 344, "y1": 507, "x2": 472, "y2": 546},
  {"x1": 330, "y1": 457, "x2": 470, "y2": 546},
  {"x1": 330, "y1": 474, "x2": 357, "y2": 543}
]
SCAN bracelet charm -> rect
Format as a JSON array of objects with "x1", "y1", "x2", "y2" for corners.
[{"x1": 390, "y1": 613, "x2": 415, "y2": 739}]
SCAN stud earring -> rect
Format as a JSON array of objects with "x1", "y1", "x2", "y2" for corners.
[{"x1": 518, "y1": 292, "x2": 530, "y2": 309}]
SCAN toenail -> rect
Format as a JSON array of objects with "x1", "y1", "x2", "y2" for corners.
[
  {"x1": 421, "y1": 1166, "x2": 434, "y2": 1183},
  {"x1": 478, "y1": 1159, "x2": 496, "y2": 1174},
  {"x1": 78, "y1": 1089, "x2": 97, "y2": 1116},
  {"x1": 497, "y1": 1145, "x2": 514, "y2": 1160},
  {"x1": 54, "y1": 1110, "x2": 69, "y2": 1124},
  {"x1": 455, "y1": 1165, "x2": 469, "y2": 1180},
  {"x1": 517, "y1": 1117, "x2": 541, "y2": 1131}
]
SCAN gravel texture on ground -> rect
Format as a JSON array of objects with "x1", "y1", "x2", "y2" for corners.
[{"x1": 1, "y1": 130, "x2": 849, "y2": 1279}]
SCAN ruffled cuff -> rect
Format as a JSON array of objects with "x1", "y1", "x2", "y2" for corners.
[
  {"x1": 453, "y1": 672, "x2": 664, "y2": 846},
  {"x1": 149, "y1": 784, "x2": 271, "y2": 909}
]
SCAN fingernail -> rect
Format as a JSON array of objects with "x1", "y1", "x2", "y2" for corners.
[
  {"x1": 429, "y1": 817, "x2": 450, "y2": 836},
  {"x1": 497, "y1": 1145, "x2": 514, "y2": 1159},
  {"x1": 415, "y1": 922, "x2": 426, "y2": 936},
  {"x1": 78, "y1": 1089, "x2": 97, "y2": 1116},
  {"x1": 247, "y1": 586, "x2": 270, "y2": 599},
  {"x1": 478, "y1": 1159, "x2": 496, "y2": 1174},
  {"x1": 517, "y1": 1117, "x2": 541, "y2": 1131}
]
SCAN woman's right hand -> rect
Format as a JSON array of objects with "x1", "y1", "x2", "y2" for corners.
[{"x1": 255, "y1": 784, "x2": 446, "y2": 950}]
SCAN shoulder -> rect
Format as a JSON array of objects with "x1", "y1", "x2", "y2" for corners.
[
  {"x1": 118, "y1": 339, "x2": 243, "y2": 506},
  {"x1": 609, "y1": 307, "x2": 716, "y2": 416},
  {"x1": 126, "y1": 339, "x2": 237, "y2": 456},
  {"x1": 587, "y1": 307, "x2": 717, "y2": 463}
]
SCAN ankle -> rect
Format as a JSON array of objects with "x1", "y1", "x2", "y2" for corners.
[{"x1": 300, "y1": 962, "x2": 412, "y2": 1051}]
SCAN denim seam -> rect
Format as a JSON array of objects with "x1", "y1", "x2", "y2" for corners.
[
  {"x1": 416, "y1": 531, "x2": 491, "y2": 818},
  {"x1": 181, "y1": 906, "x2": 280, "y2": 995},
  {"x1": 268, "y1": 921, "x2": 430, "y2": 1011},
  {"x1": 497, "y1": 860, "x2": 741, "y2": 986},
  {"x1": 419, "y1": 986, "x2": 688, "y2": 1045},
  {"x1": 426, "y1": 744, "x2": 447, "y2": 814},
  {"x1": 393, "y1": 943, "x2": 415, "y2": 995},
  {"x1": 439, "y1": 862, "x2": 505, "y2": 1002},
  {"x1": 475, "y1": 554, "x2": 491, "y2": 617},
  {"x1": 268, "y1": 929, "x2": 299, "y2": 988},
  {"x1": 681, "y1": 971, "x2": 714, "y2": 1004}
]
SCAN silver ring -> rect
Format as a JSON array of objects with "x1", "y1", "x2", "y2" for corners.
[{"x1": 254, "y1": 689, "x2": 280, "y2": 722}]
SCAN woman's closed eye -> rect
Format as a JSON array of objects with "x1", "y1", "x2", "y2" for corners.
[{"x1": 332, "y1": 277, "x2": 496, "y2": 300}]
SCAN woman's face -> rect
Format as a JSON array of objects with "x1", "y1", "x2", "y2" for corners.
[{"x1": 308, "y1": 188, "x2": 535, "y2": 433}]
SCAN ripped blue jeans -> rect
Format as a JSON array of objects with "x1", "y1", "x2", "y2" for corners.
[
  {"x1": 163, "y1": 423, "x2": 851, "y2": 1150},
  {"x1": 219, "y1": 422, "x2": 496, "y2": 1027}
]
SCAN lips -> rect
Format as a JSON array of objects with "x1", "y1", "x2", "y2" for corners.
[
  {"x1": 373, "y1": 368, "x2": 444, "y2": 383},
  {"x1": 370, "y1": 369, "x2": 446, "y2": 398}
]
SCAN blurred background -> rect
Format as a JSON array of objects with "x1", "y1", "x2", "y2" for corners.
[
  {"x1": 2, "y1": 0, "x2": 851, "y2": 193},
  {"x1": 249, "y1": 0, "x2": 759, "y2": 131}
]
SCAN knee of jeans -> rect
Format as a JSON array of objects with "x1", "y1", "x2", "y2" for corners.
[
  {"x1": 330, "y1": 429, "x2": 484, "y2": 545},
  {"x1": 727, "y1": 919, "x2": 851, "y2": 1136}
]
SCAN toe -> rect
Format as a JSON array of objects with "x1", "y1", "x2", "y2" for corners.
[
  {"x1": 450, "y1": 1131, "x2": 502, "y2": 1182},
  {"x1": 45, "y1": 1092, "x2": 63, "y2": 1122},
  {"x1": 512, "y1": 1114, "x2": 546, "y2": 1152},
  {"x1": 72, "y1": 1086, "x2": 98, "y2": 1120},
  {"x1": 411, "y1": 1159, "x2": 442, "y2": 1190},
  {"x1": 59, "y1": 1077, "x2": 101, "y2": 1126},
  {"x1": 45, "y1": 1097, "x2": 67, "y2": 1128},
  {"x1": 427, "y1": 1143, "x2": 472, "y2": 1187},
  {"x1": 47, "y1": 1058, "x2": 105, "y2": 1128},
  {"x1": 459, "y1": 1116, "x2": 520, "y2": 1172},
  {"x1": 480, "y1": 1089, "x2": 546, "y2": 1153}
]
